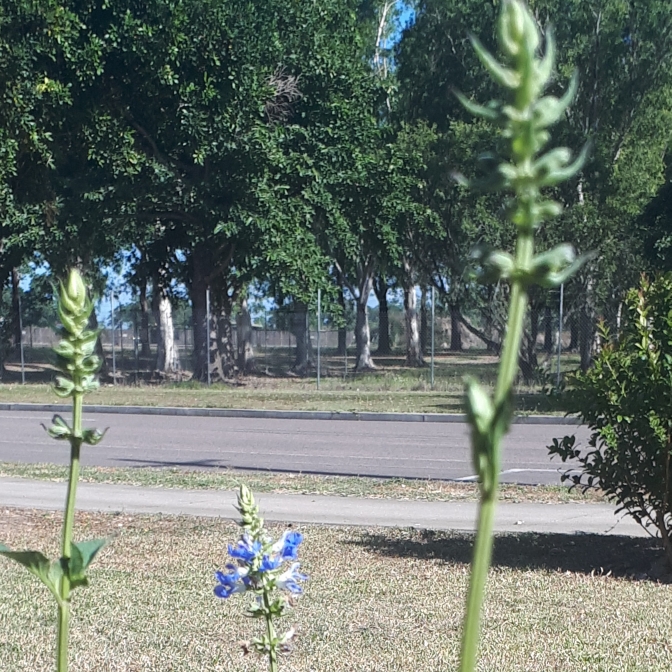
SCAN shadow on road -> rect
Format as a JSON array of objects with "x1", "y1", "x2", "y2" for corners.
[
  {"x1": 347, "y1": 528, "x2": 668, "y2": 582},
  {"x1": 114, "y1": 457, "x2": 456, "y2": 481}
]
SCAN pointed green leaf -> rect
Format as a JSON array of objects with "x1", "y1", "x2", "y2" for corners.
[
  {"x1": 469, "y1": 33, "x2": 520, "y2": 89},
  {"x1": 465, "y1": 377, "x2": 495, "y2": 436},
  {"x1": 0, "y1": 548, "x2": 63, "y2": 602},
  {"x1": 454, "y1": 90, "x2": 502, "y2": 122},
  {"x1": 53, "y1": 376, "x2": 75, "y2": 398},
  {"x1": 538, "y1": 141, "x2": 591, "y2": 186},
  {"x1": 61, "y1": 539, "x2": 107, "y2": 590},
  {"x1": 82, "y1": 428, "x2": 108, "y2": 446},
  {"x1": 53, "y1": 340, "x2": 75, "y2": 358},
  {"x1": 535, "y1": 25, "x2": 555, "y2": 86},
  {"x1": 43, "y1": 414, "x2": 72, "y2": 440},
  {"x1": 72, "y1": 538, "x2": 107, "y2": 574}
]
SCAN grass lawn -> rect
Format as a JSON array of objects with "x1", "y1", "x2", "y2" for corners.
[
  {"x1": 0, "y1": 462, "x2": 605, "y2": 504},
  {"x1": 0, "y1": 350, "x2": 572, "y2": 414},
  {"x1": 1, "y1": 508, "x2": 670, "y2": 671}
]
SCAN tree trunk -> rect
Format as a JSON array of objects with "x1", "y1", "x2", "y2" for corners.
[
  {"x1": 404, "y1": 284, "x2": 424, "y2": 367},
  {"x1": 337, "y1": 284, "x2": 347, "y2": 356},
  {"x1": 151, "y1": 292, "x2": 164, "y2": 370},
  {"x1": 212, "y1": 303, "x2": 236, "y2": 380},
  {"x1": 292, "y1": 302, "x2": 311, "y2": 374},
  {"x1": 569, "y1": 314, "x2": 579, "y2": 351},
  {"x1": 89, "y1": 309, "x2": 110, "y2": 382},
  {"x1": 355, "y1": 302, "x2": 375, "y2": 370},
  {"x1": 354, "y1": 275, "x2": 375, "y2": 370},
  {"x1": 543, "y1": 304, "x2": 553, "y2": 353},
  {"x1": 420, "y1": 287, "x2": 428, "y2": 355},
  {"x1": 153, "y1": 291, "x2": 179, "y2": 373},
  {"x1": 139, "y1": 281, "x2": 151, "y2": 357},
  {"x1": 191, "y1": 245, "x2": 210, "y2": 382},
  {"x1": 236, "y1": 297, "x2": 255, "y2": 374},
  {"x1": 0, "y1": 270, "x2": 9, "y2": 378},
  {"x1": 374, "y1": 278, "x2": 390, "y2": 355},
  {"x1": 450, "y1": 304, "x2": 462, "y2": 351},
  {"x1": 523, "y1": 304, "x2": 539, "y2": 376},
  {"x1": 10, "y1": 268, "x2": 21, "y2": 353},
  {"x1": 579, "y1": 308, "x2": 595, "y2": 371}
]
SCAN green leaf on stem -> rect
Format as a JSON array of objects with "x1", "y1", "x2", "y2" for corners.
[
  {"x1": 82, "y1": 428, "x2": 108, "y2": 446},
  {"x1": 0, "y1": 547, "x2": 64, "y2": 604},
  {"x1": 42, "y1": 414, "x2": 72, "y2": 440},
  {"x1": 62, "y1": 538, "x2": 107, "y2": 589}
]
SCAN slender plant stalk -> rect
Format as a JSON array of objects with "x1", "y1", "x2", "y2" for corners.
[
  {"x1": 456, "y1": 2, "x2": 589, "y2": 670},
  {"x1": 459, "y1": 234, "x2": 533, "y2": 672},
  {"x1": 57, "y1": 392, "x2": 83, "y2": 672},
  {"x1": 263, "y1": 590, "x2": 279, "y2": 672}
]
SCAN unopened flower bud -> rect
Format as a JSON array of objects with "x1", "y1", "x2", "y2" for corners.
[{"x1": 65, "y1": 269, "x2": 87, "y2": 312}]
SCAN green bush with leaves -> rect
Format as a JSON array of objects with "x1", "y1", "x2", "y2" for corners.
[{"x1": 549, "y1": 273, "x2": 672, "y2": 567}]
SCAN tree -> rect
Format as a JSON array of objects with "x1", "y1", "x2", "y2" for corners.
[{"x1": 396, "y1": 0, "x2": 672, "y2": 372}]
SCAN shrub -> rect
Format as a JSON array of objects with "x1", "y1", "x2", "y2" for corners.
[{"x1": 549, "y1": 274, "x2": 672, "y2": 566}]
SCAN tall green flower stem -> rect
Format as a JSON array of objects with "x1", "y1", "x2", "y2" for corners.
[
  {"x1": 263, "y1": 589, "x2": 279, "y2": 672},
  {"x1": 455, "y1": 2, "x2": 590, "y2": 670},
  {"x1": 214, "y1": 485, "x2": 307, "y2": 672},
  {"x1": 57, "y1": 392, "x2": 83, "y2": 671},
  {"x1": 51, "y1": 270, "x2": 108, "y2": 672},
  {"x1": 0, "y1": 269, "x2": 107, "y2": 672}
]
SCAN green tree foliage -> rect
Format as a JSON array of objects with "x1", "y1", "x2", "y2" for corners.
[
  {"x1": 396, "y1": 0, "x2": 672, "y2": 368},
  {"x1": 549, "y1": 274, "x2": 672, "y2": 567}
]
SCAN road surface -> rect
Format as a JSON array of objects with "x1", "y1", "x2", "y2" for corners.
[{"x1": 0, "y1": 410, "x2": 588, "y2": 484}]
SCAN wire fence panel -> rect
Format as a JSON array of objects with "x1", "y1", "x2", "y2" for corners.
[{"x1": 5, "y1": 286, "x2": 623, "y2": 393}]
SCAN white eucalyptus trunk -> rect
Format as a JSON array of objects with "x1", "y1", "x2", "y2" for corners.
[
  {"x1": 354, "y1": 276, "x2": 375, "y2": 370},
  {"x1": 404, "y1": 285, "x2": 423, "y2": 367},
  {"x1": 236, "y1": 298, "x2": 255, "y2": 373},
  {"x1": 156, "y1": 294, "x2": 179, "y2": 373}
]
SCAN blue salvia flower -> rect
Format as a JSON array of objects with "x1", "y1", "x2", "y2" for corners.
[
  {"x1": 228, "y1": 534, "x2": 262, "y2": 563},
  {"x1": 272, "y1": 530, "x2": 303, "y2": 561},
  {"x1": 276, "y1": 562, "x2": 307, "y2": 595},
  {"x1": 260, "y1": 554, "x2": 283, "y2": 572},
  {"x1": 214, "y1": 486, "x2": 307, "y2": 671},
  {"x1": 214, "y1": 565, "x2": 250, "y2": 598}
]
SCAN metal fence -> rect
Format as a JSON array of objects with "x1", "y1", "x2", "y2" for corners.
[{"x1": 6, "y1": 283, "x2": 618, "y2": 387}]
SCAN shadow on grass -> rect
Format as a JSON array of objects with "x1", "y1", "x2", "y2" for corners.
[{"x1": 348, "y1": 528, "x2": 667, "y2": 582}]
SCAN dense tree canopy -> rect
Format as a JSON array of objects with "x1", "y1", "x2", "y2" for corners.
[{"x1": 0, "y1": 0, "x2": 671, "y2": 378}]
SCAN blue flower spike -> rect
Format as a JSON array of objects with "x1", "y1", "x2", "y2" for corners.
[{"x1": 214, "y1": 485, "x2": 307, "y2": 672}]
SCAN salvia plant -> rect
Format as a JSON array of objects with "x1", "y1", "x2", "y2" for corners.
[
  {"x1": 0, "y1": 269, "x2": 106, "y2": 672},
  {"x1": 455, "y1": 1, "x2": 589, "y2": 670},
  {"x1": 215, "y1": 484, "x2": 307, "y2": 672}
]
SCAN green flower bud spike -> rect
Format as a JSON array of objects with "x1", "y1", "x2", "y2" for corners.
[
  {"x1": 0, "y1": 269, "x2": 107, "y2": 672},
  {"x1": 456, "y1": 3, "x2": 590, "y2": 671}
]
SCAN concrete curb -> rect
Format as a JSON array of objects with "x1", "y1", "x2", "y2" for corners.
[{"x1": 0, "y1": 402, "x2": 581, "y2": 425}]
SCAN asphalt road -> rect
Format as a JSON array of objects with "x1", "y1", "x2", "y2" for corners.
[{"x1": 0, "y1": 410, "x2": 588, "y2": 484}]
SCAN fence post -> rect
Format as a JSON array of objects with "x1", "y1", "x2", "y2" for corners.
[
  {"x1": 206, "y1": 287, "x2": 211, "y2": 386},
  {"x1": 556, "y1": 283, "x2": 564, "y2": 388},
  {"x1": 110, "y1": 293, "x2": 117, "y2": 384},
  {"x1": 317, "y1": 289, "x2": 321, "y2": 390},
  {"x1": 18, "y1": 287, "x2": 25, "y2": 384},
  {"x1": 430, "y1": 286, "x2": 435, "y2": 389},
  {"x1": 344, "y1": 329, "x2": 348, "y2": 379},
  {"x1": 133, "y1": 309, "x2": 139, "y2": 384}
]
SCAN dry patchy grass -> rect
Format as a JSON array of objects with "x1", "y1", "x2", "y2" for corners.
[
  {"x1": 1, "y1": 509, "x2": 671, "y2": 671},
  {"x1": 0, "y1": 350, "x2": 564, "y2": 414},
  {"x1": 0, "y1": 462, "x2": 606, "y2": 504}
]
